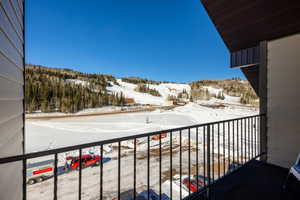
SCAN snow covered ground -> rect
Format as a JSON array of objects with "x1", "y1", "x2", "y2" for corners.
[
  {"x1": 25, "y1": 96, "x2": 258, "y2": 200},
  {"x1": 25, "y1": 103, "x2": 257, "y2": 153}
]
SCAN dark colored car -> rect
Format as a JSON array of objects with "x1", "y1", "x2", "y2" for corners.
[{"x1": 66, "y1": 154, "x2": 101, "y2": 170}]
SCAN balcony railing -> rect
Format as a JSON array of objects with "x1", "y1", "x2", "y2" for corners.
[{"x1": 0, "y1": 114, "x2": 265, "y2": 200}]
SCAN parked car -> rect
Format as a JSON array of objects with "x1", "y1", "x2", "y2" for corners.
[
  {"x1": 182, "y1": 178, "x2": 198, "y2": 192},
  {"x1": 183, "y1": 175, "x2": 209, "y2": 192},
  {"x1": 151, "y1": 133, "x2": 168, "y2": 140},
  {"x1": 66, "y1": 154, "x2": 101, "y2": 170},
  {"x1": 26, "y1": 159, "x2": 54, "y2": 185}
]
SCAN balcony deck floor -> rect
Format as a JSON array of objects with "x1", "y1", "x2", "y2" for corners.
[{"x1": 189, "y1": 160, "x2": 299, "y2": 200}]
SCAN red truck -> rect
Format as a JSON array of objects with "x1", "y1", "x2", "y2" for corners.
[{"x1": 66, "y1": 154, "x2": 101, "y2": 170}]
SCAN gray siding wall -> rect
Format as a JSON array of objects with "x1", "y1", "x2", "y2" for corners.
[
  {"x1": 0, "y1": 0, "x2": 24, "y2": 199},
  {"x1": 267, "y1": 33, "x2": 300, "y2": 168}
]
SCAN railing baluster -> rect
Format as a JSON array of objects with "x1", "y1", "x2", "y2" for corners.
[
  {"x1": 232, "y1": 120, "x2": 235, "y2": 166},
  {"x1": 212, "y1": 124, "x2": 214, "y2": 181},
  {"x1": 237, "y1": 119, "x2": 239, "y2": 165},
  {"x1": 147, "y1": 136, "x2": 150, "y2": 200},
  {"x1": 258, "y1": 116, "x2": 260, "y2": 156},
  {"x1": 254, "y1": 117, "x2": 256, "y2": 158},
  {"x1": 54, "y1": 153, "x2": 58, "y2": 200},
  {"x1": 250, "y1": 118, "x2": 252, "y2": 159},
  {"x1": 118, "y1": 141, "x2": 121, "y2": 200},
  {"x1": 254, "y1": 117, "x2": 257, "y2": 157},
  {"x1": 244, "y1": 118, "x2": 246, "y2": 163},
  {"x1": 246, "y1": 118, "x2": 250, "y2": 161},
  {"x1": 261, "y1": 115, "x2": 264, "y2": 155},
  {"x1": 159, "y1": 133, "x2": 162, "y2": 200},
  {"x1": 207, "y1": 125, "x2": 211, "y2": 198},
  {"x1": 134, "y1": 139, "x2": 136, "y2": 200},
  {"x1": 79, "y1": 148, "x2": 82, "y2": 200},
  {"x1": 223, "y1": 122, "x2": 225, "y2": 176},
  {"x1": 228, "y1": 121, "x2": 230, "y2": 170},
  {"x1": 23, "y1": 158, "x2": 27, "y2": 200},
  {"x1": 248, "y1": 118, "x2": 250, "y2": 160},
  {"x1": 180, "y1": 130, "x2": 182, "y2": 200},
  {"x1": 251, "y1": 117, "x2": 254, "y2": 159},
  {"x1": 196, "y1": 127, "x2": 199, "y2": 191},
  {"x1": 170, "y1": 131, "x2": 173, "y2": 199},
  {"x1": 100, "y1": 145, "x2": 103, "y2": 200},
  {"x1": 203, "y1": 126, "x2": 206, "y2": 187},
  {"x1": 218, "y1": 123, "x2": 220, "y2": 179},
  {"x1": 188, "y1": 128, "x2": 191, "y2": 197},
  {"x1": 241, "y1": 119, "x2": 243, "y2": 164}
]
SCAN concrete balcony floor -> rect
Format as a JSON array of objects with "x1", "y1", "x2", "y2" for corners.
[{"x1": 189, "y1": 160, "x2": 299, "y2": 200}]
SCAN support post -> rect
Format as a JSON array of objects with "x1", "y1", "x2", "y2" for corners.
[{"x1": 259, "y1": 41, "x2": 268, "y2": 161}]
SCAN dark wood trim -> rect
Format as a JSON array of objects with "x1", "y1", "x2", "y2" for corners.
[
  {"x1": 231, "y1": 46, "x2": 260, "y2": 68},
  {"x1": 241, "y1": 65, "x2": 259, "y2": 95},
  {"x1": 200, "y1": 0, "x2": 300, "y2": 52}
]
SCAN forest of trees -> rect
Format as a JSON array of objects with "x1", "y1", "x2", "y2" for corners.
[
  {"x1": 189, "y1": 78, "x2": 258, "y2": 104},
  {"x1": 121, "y1": 77, "x2": 170, "y2": 85},
  {"x1": 25, "y1": 65, "x2": 125, "y2": 113},
  {"x1": 177, "y1": 89, "x2": 189, "y2": 99},
  {"x1": 134, "y1": 84, "x2": 161, "y2": 97}
]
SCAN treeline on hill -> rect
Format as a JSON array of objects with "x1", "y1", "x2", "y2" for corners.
[
  {"x1": 134, "y1": 84, "x2": 161, "y2": 97},
  {"x1": 189, "y1": 88, "x2": 225, "y2": 101},
  {"x1": 122, "y1": 77, "x2": 170, "y2": 85},
  {"x1": 190, "y1": 78, "x2": 258, "y2": 104},
  {"x1": 25, "y1": 65, "x2": 125, "y2": 113}
]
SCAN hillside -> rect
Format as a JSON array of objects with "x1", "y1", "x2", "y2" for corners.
[
  {"x1": 25, "y1": 65, "x2": 125, "y2": 113},
  {"x1": 25, "y1": 65, "x2": 258, "y2": 114},
  {"x1": 190, "y1": 78, "x2": 258, "y2": 105}
]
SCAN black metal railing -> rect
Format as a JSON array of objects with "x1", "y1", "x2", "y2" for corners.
[{"x1": 0, "y1": 114, "x2": 265, "y2": 200}]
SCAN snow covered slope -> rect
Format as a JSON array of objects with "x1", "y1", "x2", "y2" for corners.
[
  {"x1": 201, "y1": 86, "x2": 241, "y2": 104},
  {"x1": 106, "y1": 79, "x2": 244, "y2": 106},
  {"x1": 106, "y1": 79, "x2": 191, "y2": 106}
]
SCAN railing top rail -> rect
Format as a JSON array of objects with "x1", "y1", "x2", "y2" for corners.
[{"x1": 0, "y1": 114, "x2": 264, "y2": 164}]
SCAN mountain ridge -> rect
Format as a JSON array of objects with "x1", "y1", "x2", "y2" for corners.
[{"x1": 25, "y1": 64, "x2": 258, "y2": 113}]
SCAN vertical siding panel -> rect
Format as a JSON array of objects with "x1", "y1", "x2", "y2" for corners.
[{"x1": 0, "y1": 0, "x2": 24, "y2": 199}]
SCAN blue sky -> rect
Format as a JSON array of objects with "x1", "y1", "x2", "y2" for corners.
[{"x1": 25, "y1": 0, "x2": 244, "y2": 83}]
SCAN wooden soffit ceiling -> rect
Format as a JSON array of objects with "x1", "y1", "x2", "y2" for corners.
[{"x1": 201, "y1": 0, "x2": 300, "y2": 52}]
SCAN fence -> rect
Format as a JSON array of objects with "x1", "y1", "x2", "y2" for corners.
[{"x1": 0, "y1": 114, "x2": 265, "y2": 200}]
